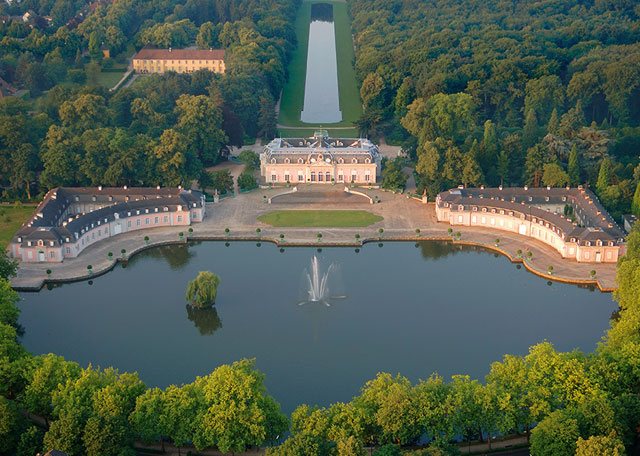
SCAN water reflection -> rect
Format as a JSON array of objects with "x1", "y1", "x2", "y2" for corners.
[
  {"x1": 185, "y1": 305, "x2": 222, "y2": 336},
  {"x1": 143, "y1": 244, "x2": 194, "y2": 270},
  {"x1": 419, "y1": 241, "x2": 462, "y2": 261}
]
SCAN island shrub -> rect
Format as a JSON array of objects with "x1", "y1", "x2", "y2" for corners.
[{"x1": 185, "y1": 271, "x2": 221, "y2": 308}]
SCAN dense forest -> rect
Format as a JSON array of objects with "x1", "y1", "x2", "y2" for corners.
[
  {"x1": 0, "y1": 0, "x2": 298, "y2": 199},
  {"x1": 1, "y1": 231, "x2": 639, "y2": 455},
  {"x1": 352, "y1": 0, "x2": 640, "y2": 220}
]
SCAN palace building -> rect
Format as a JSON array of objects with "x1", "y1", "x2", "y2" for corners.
[
  {"x1": 9, "y1": 187, "x2": 205, "y2": 263},
  {"x1": 132, "y1": 48, "x2": 225, "y2": 74},
  {"x1": 260, "y1": 131, "x2": 381, "y2": 184},
  {"x1": 436, "y1": 186, "x2": 626, "y2": 263}
]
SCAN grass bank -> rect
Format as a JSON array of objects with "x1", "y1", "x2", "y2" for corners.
[
  {"x1": 0, "y1": 205, "x2": 34, "y2": 249},
  {"x1": 258, "y1": 210, "x2": 382, "y2": 227},
  {"x1": 278, "y1": 0, "x2": 362, "y2": 128}
]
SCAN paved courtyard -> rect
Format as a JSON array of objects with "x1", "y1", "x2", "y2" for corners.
[{"x1": 10, "y1": 185, "x2": 618, "y2": 291}]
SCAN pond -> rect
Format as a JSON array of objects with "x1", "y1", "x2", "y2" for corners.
[
  {"x1": 300, "y1": 3, "x2": 342, "y2": 123},
  {"x1": 18, "y1": 241, "x2": 616, "y2": 413}
]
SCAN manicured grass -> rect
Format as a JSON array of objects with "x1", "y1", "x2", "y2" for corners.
[
  {"x1": 258, "y1": 210, "x2": 382, "y2": 227},
  {"x1": 278, "y1": 127, "x2": 359, "y2": 138},
  {"x1": 278, "y1": 0, "x2": 362, "y2": 128},
  {"x1": 0, "y1": 205, "x2": 35, "y2": 249},
  {"x1": 96, "y1": 70, "x2": 126, "y2": 89}
]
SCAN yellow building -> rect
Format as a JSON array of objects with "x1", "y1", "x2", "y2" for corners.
[{"x1": 132, "y1": 48, "x2": 225, "y2": 74}]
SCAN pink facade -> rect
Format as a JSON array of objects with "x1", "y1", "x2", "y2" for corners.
[
  {"x1": 436, "y1": 187, "x2": 625, "y2": 264},
  {"x1": 10, "y1": 187, "x2": 206, "y2": 263}
]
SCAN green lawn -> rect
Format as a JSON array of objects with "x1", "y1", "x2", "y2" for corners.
[
  {"x1": 258, "y1": 210, "x2": 382, "y2": 227},
  {"x1": 0, "y1": 205, "x2": 35, "y2": 249},
  {"x1": 278, "y1": 0, "x2": 362, "y2": 128},
  {"x1": 96, "y1": 70, "x2": 126, "y2": 89}
]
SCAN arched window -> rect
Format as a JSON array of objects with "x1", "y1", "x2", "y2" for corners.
[
  {"x1": 271, "y1": 158, "x2": 276, "y2": 164},
  {"x1": 352, "y1": 158, "x2": 358, "y2": 164},
  {"x1": 298, "y1": 158, "x2": 304, "y2": 164},
  {"x1": 284, "y1": 158, "x2": 290, "y2": 164}
]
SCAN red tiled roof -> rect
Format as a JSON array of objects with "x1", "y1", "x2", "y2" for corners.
[{"x1": 133, "y1": 48, "x2": 225, "y2": 61}]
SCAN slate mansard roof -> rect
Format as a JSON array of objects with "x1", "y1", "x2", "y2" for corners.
[
  {"x1": 263, "y1": 132, "x2": 380, "y2": 165},
  {"x1": 437, "y1": 186, "x2": 625, "y2": 245},
  {"x1": 13, "y1": 187, "x2": 203, "y2": 247}
]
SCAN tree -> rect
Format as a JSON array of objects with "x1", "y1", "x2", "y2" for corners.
[
  {"x1": 497, "y1": 150, "x2": 509, "y2": 186},
  {"x1": 130, "y1": 387, "x2": 166, "y2": 446},
  {"x1": 237, "y1": 170, "x2": 258, "y2": 191},
  {"x1": 547, "y1": 109, "x2": 560, "y2": 135},
  {"x1": 524, "y1": 145, "x2": 546, "y2": 187},
  {"x1": 530, "y1": 410, "x2": 579, "y2": 456},
  {"x1": 43, "y1": 367, "x2": 119, "y2": 455},
  {"x1": 381, "y1": 158, "x2": 408, "y2": 191},
  {"x1": 238, "y1": 150, "x2": 260, "y2": 169},
  {"x1": 632, "y1": 182, "x2": 640, "y2": 217},
  {"x1": 401, "y1": 93, "x2": 476, "y2": 143},
  {"x1": 21, "y1": 354, "x2": 81, "y2": 423},
  {"x1": 525, "y1": 76, "x2": 565, "y2": 125},
  {"x1": 151, "y1": 129, "x2": 201, "y2": 187},
  {"x1": 542, "y1": 163, "x2": 570, "y2": 188},
  {"x1": 462, "y1": 141, "x2": 484, "y2": 188},
  {"x1": 596, "y1": 157, "x2": 613, "y2": 195},
  {"x1": 522, "y1": 110, "x2": 540, "y2": 151},
  {"x1": 0, "y1": 395, "x2": 22, "y2": 454},
  {"x1": 59, "y1": 94, "x2": 108, "y2": 133},
  {"x1": 196, "y1": 22, "x2": 220, "y2": 49},
  {"x1": 17, "y1": 425, "x2": 45, "y2": 456},
  {"x1": 355, "y1": 373, "x2": 421, "y2": 445},
  {"x1": 337, "y1": 436, "x2": 366, "y2": 456},
  {"x1": 207, "y1": 169, "x2": 234, "y2": 194},
  {"x1": 82, "y1": 372, "x2": 146, "y2": 456},
  {"x1": 559, "y1": 101, "x2": 586, "y2": 138},
  {"x1": 0, "y1": 253, "x2": 18, "y2": 281},
  {"x1": 175, "y1": 94, "x2": 227, "y2": 167},
  {"x1": 568, "y1": 145, "x2": 581, "y2": 186},
  {"x1": 185, "y1": 271, "x2": 221, "y2": 308},
  {"x1": 257, "y1": 96, "x2": 277, "y2": 140},
  {"x1": 575, "y1": 432, "x2": 626, "y2": 456},
  {"x1": 192, "y1": 359, "x2": 288, "y2": 453}
]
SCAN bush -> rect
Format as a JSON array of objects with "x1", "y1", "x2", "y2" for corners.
[
  {"x1": 238, "y1": 170, "x2": 258, "y2": 191},
  {"x1": 238, "y1": 150, "x2": 260, "y2": 169},
  {"x1": 201, "y1": 170, "x2": 234, "y2": 194}
]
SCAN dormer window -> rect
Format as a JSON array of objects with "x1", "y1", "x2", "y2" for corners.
[
  {"x1": 271, "y1": 158, "x2": 276, "y2": 164},
  {"x1": 365, "y1": 158, "x2": 371, "y2": 164},
  {"x1": 284, "y1": 158, "x2": 290, "y2": 164},
  {"x1": 586, "y1": 241, "x2": 591, "y2": 246},
  {"x1": 49, "y1": 241, "x2": 54, "y2": 247},
  {"x1": 92, "y1": 196, "x2": 97, "y2": 202},
  {"x1": 458, "y1": 205, "x2": 464, "y2": 211},
  {"x1": 298, "y1": 158, "x2": 304, "y2": 164},
  {"x1": 352, "y1": 158, "x2": 358, "y2": 164}
]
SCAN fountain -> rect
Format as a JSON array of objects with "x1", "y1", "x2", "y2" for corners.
[{"x1": 300, "y1": 255, "x2": 343, "y2": 306}]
